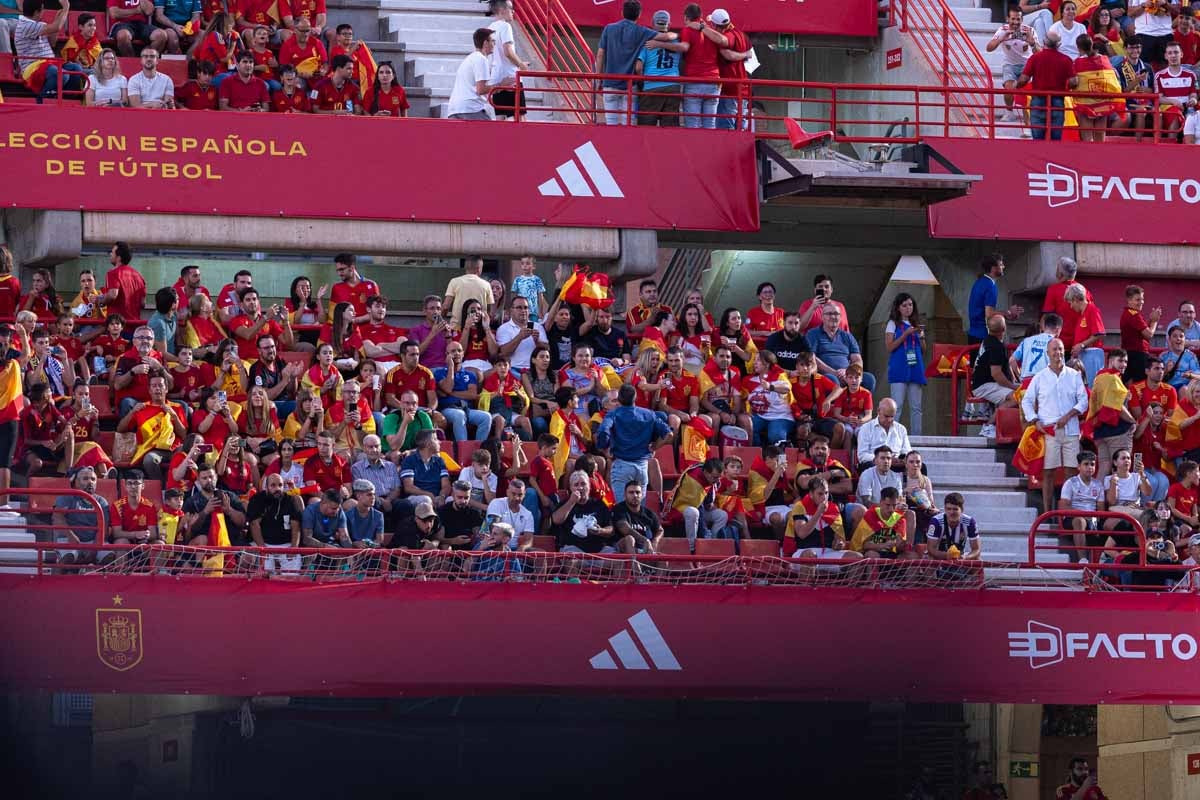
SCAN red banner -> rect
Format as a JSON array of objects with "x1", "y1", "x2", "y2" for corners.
[
  {"x1": 557, "y1": 0, "x2": 877, "y2": 36},
  {"x1": 926, "y1": 137, "x2": 1200, "y2": 245},
  {"x1": 0, "y1": 106, "x2": 759, "y2": 232},
  {"x1": 3, "y1": 575, "x2": 1200, "y2": 702}
]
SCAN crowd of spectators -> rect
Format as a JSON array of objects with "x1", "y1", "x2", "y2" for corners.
[{"x1": 991, "y1": 0, "x2": 1200, "y2": 141}]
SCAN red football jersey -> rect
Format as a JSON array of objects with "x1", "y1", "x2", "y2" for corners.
[
  {"x1": 310, "y1": 76, "x2": 360, "y2": 111},
  {"x1": 271, "y1": 88, "x2": 312, "y2": 113}
]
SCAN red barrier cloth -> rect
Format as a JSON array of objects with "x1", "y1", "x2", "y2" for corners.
[
  {"x1": 3, "y1": 574, "x2": 1199, "y2": 702},
  {"x1": 556, "y1": 0, "x2": 877, "y2": 36},
  {"x1": 0, "y1": 105, "x2": 759, "y2": 233},
  {"x1": 927, "y1": 137, "x2": 1200, "y2": 245}
]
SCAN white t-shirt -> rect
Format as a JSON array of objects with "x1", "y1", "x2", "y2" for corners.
[
  {"x1": 1130, "y1": 0, "x2": 1173, "y2": 37},
  {"x1": 485, "y1": 497, "x2": 536, "y2": 546},
  {"x1": 90, "y1": 74, "x2": 128, "y2": 107},
  {"x1": 448, "y1": 50, "x2": 490, "y2": 115},
  {"x1": 488, "y1": 19, "x2": 518, "y2": 87},
  {"x1": 1106, "y1": 472, "x2": 1142, "y2": 506},
  {"x1": 458, "y1": 464, "x2": 498, "y2": 505},
  {"x1": 1061, "y1": 475, "x2": 1103, "y2": 512},
  {"x1": 1047, "y1": 20, "x2": 1084, "y2": 59},
  {"x1": 128, "y1": 71, "x2": 175, "y2": 106},
  {"x1": 991, "y1": 25, "x2": 1039, "y2": 66},
  {"x1": 1185, "y1": 113, "x2": 1200, "y2": 141},
  {"x1": 496, "y1": 320, "x2": 548, "y2": 370}
]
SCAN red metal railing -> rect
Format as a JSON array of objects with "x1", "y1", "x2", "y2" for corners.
[
  {"x1": 887, "y1": 0, "x2": 994, "y2": 138},
  {"x1": 0, "y1": 488, "x2": 108, "y2": 575},
  {"x1": 513, "y1": 0, "x2": 595, "y2": 123}
]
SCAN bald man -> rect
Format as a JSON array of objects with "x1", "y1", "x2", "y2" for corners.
[
  {"x1": 971, "y1": 314, "x2": 1020, "y2": 439},
  {"x1": 855, "y1": 397, "x2": 913, "y2": 473}
]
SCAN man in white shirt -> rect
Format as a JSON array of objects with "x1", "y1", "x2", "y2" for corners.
[
  {"x1": 448, "y1": 28, "x2": 495, "y2": 120},
  {"x1": 987, "y1": 7, "x2": 1041, "y2": 122},
  {"x1": 1129, "y1": 0, "x2": 1174, "y2": 67},
  {"x1": 1010, "y1": 313, "x2": 1063, "y2": 379},
  {"x1": 484, "y1": 480, "x2": 535, "y2": 550},
  {"x1": 127, "y1": 48, "x2": 176, "y2": 109},
  {"x1": 855, "y1": 397, "x2": 912, "y2": 472},
  {"x1": 1167, "y1": 301, "x2": 1200, "y2": 350},
  {"x1": 487, "y1": 0, "x2": 529, "y2": 119},
  {"x1": 1047, "y1": 0, "x2": 1084, "y2": 59},
  {"x1": 1020, "y1": 337, "x2": 1090, "y2": 514},
  {"x1": 496, "y1": 295, "x2": 547, "y2": 373}
]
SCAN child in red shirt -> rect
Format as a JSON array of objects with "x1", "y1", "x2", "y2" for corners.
[
  {"x1": 1168, "y1": 461, "x2": 1200, "y2": 535},
  {"x1": 83, "y1": 314, "x2": 126, "y2": 379},
  {"x1": 528, "y1": 434, "x2": 559, "y2": 521},
  {"x1": 831, "y1": 364, "x2": 874, "y2": 437}
]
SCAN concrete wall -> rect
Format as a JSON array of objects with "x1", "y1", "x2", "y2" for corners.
[{"x1": 1098, "y1": 705, "x2": 1200, "y2": 800}]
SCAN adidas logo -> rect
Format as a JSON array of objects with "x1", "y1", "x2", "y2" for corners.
[
  {"x1": 589, "y1": 609, "x2": 681, "y2": 671},
  {"x1": 537, "y1": 141, "x2": 625, "y2": 199}
]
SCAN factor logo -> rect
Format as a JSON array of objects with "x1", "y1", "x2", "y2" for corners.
[{"x1": 96, "y1": 594, "x2": 143, "y2": 672}]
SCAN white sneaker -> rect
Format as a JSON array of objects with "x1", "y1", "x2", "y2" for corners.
[
  {"x1": 1079, "y1": 557, "x2": 1090, "y2": 564},
  {"x1": 979, "y1": 424, "x2": 996, "y2": 438}
]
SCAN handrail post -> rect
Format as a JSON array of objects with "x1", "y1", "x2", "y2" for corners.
[{"x1": 941, "y1": 7, "x2": 949, "y2": 86}]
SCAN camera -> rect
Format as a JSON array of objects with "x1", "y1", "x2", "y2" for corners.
[
  {"x1": 526, "y1": 320, "x2": 534, "y2": 331},
  {"x1": 197, "y1": 443, "x2": 214, "y2": 454}
]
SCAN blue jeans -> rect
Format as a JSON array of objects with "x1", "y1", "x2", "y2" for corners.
[
  {"x1": 119, "y1": 396, "x2": 138, "y2": 418},
  {"x1": 1143, "y1": 468, "x2": 1170, "y2": 503},
  {"x1": 443, "y1": 407, "x2": 492, "y2": 441},
  {"x1": 1079, "y1": 347, "x2": 1105, "y2": 386},
  {"x1": 682, "y1": 82, "x2": 719, "y2": 129},
  {"x1": 1030, "y1": 95, "x2": 1065, "y2": 141},
  {"x1": 610, "y1": 458, "x2": 649, "y2": 502},
  {"x1": 716, "y1": 97, "x2": 751, "y2": 130},
  {"x1": 40, "y1": 62, "x2": 84, "y2": 98},
  {"x1": 602, "y1": 90, "x2": 635, "y2": 125},
  {"x1": 532, "y1": 415, "x2": 549, "y2": 437},
  {"x1": 752, "y1": 416, "x2": 795, "y2": 447},
  {"x1": 522, "y1": 487, "x2": 542, "y2": 532}
]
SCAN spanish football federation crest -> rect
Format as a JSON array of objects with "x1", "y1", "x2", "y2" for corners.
[{"x1": 96, "y1": 595, "x2": 143, "y2": 672}]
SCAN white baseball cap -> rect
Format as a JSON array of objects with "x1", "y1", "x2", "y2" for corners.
[{"x1": 710, "y1": 8, "x2": 730, "y2": 25}]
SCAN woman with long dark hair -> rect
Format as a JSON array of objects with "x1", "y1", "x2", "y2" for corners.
[
  {"x1": 521, "y1": 345, "x2": 557, "y2": 436},
  {"x1": 456, "y1": 298, "x2": 497, "y2": 375},
  {"x1": 321, "y1": 302, "x2": 360, "y2": 372},
  {"x1": 884, "y1": 292, "x2": 927, "y2": 436},
  {"x1": 717, "y1": 308, "x2": 756, "y2": 375},
  {"x1": 19, "y1": 269, "x2": 63, "y2": 320},
  {"x1": 365, "y1": 61, "x2": 409, "y2": 116},
  {"x1": 286, "y1": 275, "x2": 326, "y2": 347},
  {"x1": 677, "y1": 303, "x2": 712, "y2": 373}
]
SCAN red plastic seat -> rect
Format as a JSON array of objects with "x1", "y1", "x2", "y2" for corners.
[
  {"x1": 643, "y1": 491, "x2": 662, "y2": 514},
  {"x1": 456, "y1": 440, "x2": 482, "y2": 467},
  {"x1": 654, "y1": 445, "x2": 680, "y2": 480},
  {"x1": 721, "y1": 445, "x2": 762, "y2": 468},
  {"x1": 279, "y1": 351, "x2": 313, "y2": 371},
  {"x1": 739, "y1": 539, "x2": 781, "y2": 558},
  {"x1": 652, "y1": 537, "x2": 693, "y2": 570},
  {"x1": 784, "y1": 118, "x2": 835, "y2": 150},
  {"x1": 994, "y1": 406, "x2": 1022, "y2": 446},
  {"x1": 139, "y1": 479, "x2": 163, "y2": 504},
  {"x1": 28, "y1": 476, "x2": 70, "y2": 512},
  {"x1": 531, "y1": 535, "x2": 557, "y2": 552},
  {"x1": 695, "y1": 539, "x2": 736, "y2": 557},
  {"x1": 88, "y1": 385, "x2": 115, "y2": 419}
]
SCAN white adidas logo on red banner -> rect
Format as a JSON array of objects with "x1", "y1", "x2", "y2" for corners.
[
  {"x1": 538, "y1": 141, "x2": 625, "y2": 199},
  {"x1": 589, "y1": 609, "x2": 681, "y2": 671}
]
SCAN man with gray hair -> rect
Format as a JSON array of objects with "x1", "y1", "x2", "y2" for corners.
[
  {"x1": 1042, "y1": 256, "x2": 1091, "y2": 334},
  {"x1": 1015, "y1": 31, "x2": 1079, "y2": 140},
  {"x1": 351, "y1": 434, "x2": 402, "y2": 524},
  {"x1": 552, "y1": 470, "x2": 619, "y2": 554},
  {"x1": 113, "y1": 325, "x2": 173, "y2": 417}
]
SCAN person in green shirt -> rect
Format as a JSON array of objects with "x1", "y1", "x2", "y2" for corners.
[{"x1": 381, "y1": 389, "x2": 434, "y2": 457}]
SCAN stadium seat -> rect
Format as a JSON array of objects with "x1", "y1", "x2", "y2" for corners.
[
  {"x1": 653, "y1": 537, "x2": 693, "y2": 570},
  {"x1": 654, "y1": 445, "x2": 680, "y2": 480},
  {"x1": 994, "y1": 407, "x2": 1022, "y2": 446},
  {"x1": 644, "y1": 491, "x2": 662, "y2": 514},
  {"x1": 517, "y1": 442, "x2": 539, "y2": 476},
  {"x1": 279, "y1": 351, "x2": 313, "y2": 371},
  {"x1": 695, "y1": 539, "x2": 736, "y2": 557},
  {"x1": 456, "y1": 440, "x2": 482, "y2": 466},
  {"x1": 89, "y1": 385, "x2": 115, "y2": 419},
  {"x1": 784, "y1": 119, "x2": 834, "y2": 151},
  {"x1": 27, "y1": 477, "x2": 70, "y2": 512},
  {"x1": 139, "y1": 479, "x2": 163, "y2": 503},
  {"x1": 830, "y1": 449, "x2": 851, "y2": 468},
  {"x1": 739, "y1": 539, "x2": 781, "y2": 558},
  {"x1": 531, "y1": 535, "x2": 557, "y2": 552},
  {"x1": 95, "y1": 479, "x2": 119, "y2": 508}
]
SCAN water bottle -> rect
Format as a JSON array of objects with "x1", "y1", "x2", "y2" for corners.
[{"x1": 345, "y1": 99, "x2": 354, "y2": 114}]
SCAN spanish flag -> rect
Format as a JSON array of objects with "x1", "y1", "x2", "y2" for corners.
[
  {"x1": 638, "y1": 327, "x2": 669, "y2": 356},
  {"x1": 668, "y1": 463, "x2": 718, "y2": 515},
  {"x1": 697, "y1": 358, "x2": 735, "y2": 396},
  {"x1": 559, "y1": 265, "x2": 614, "y2": 310},
  {"x1": 1165, "y1": 400, "x2": 1199, "y2": 466},
  {"x1": 67, "y1": 440, "x2": 114, "y2": 476},
  {"x1": 201, "y1": 510, "x2": 232, "y2": 577},
  {"x1": 1081, "y1": 368, "x2": 1126, "y2": 440},
  {"x1": 548, "y1": 408, "x2": 589, "y2": 479},
  {"x1": 21, "y1": 59, "x2": 51, "y2": 95},
  {"x1": 0, "y1": 361, "x2": 27, "y2": 423},
  {"x1": 296, "y1": 55, "x2": 322, "y2": 78},
  {"x1": 746, "y1": 457, "x2": 774, "y2": 507},
  {"x1": 180, "y1": 316, "x2": 227, "y2": 350},
  {"x1": 181, "y1": 19, "x2": 198, "y2": 36},
  {"x1": 350, "y1": 43, "x2": 377, "y2": 92},
  {"x1": 925, "y1": 347, "x2": 970, "y2": 378},
  {"x1": 1073, "y1": 58, "x2": 1123, "y2": 117},
  {"x1": 717, "y1": 476, "x2": 755, "y2": 517},
  {"x1": 679, "y1": 416, "x2": 712, "y2": 469},
  {"x1": 478, "y1": 371, "x2": 529, "y2": 413},
  {"x1": 61, "y1": 34, "x2": 102, "y2": 69},
  {"x1": 1012, "y1": 424, "x2": 1051, "y2": 478},
  {"x1": 158, "y1": 510, "x2": 182, "y2": 545},
  {"x1": 131, "y1": 406, "x2": 178, "y2": 466}
]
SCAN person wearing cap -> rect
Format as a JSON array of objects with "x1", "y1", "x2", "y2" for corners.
[
  {"x1": 679, "y1": 3, "x2": 730, "y2": 129},
  {"x1": 634, "y1": 10, "x2": 683, "y2": 126},
  {"x1": 712, "y1": 8, "x2": 753, "y2": 130},
  {"x1": 386, "y1": 500, "x2": 441, "y2": 577},
  {"x1": 1183, "y1": 532, "x2": 1200, "y2": 566},
  {"x1": 594, "y1": 0, "x2": 679, "y2": 125},
  {"x1": 345, "y1": 479, "x2": 385, "y2": 547}
]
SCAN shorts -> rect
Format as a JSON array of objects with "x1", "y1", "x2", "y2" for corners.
[
  {"x1": 1043, "y1": 429, "x2": 1080, "y2": 471},
  {"x1": 1139, "y1": 33, "x2": 1173, "y2": 65},
  {"x1": 812, "y1": 417, "x2": 840, "y2": 438},
  {"x1": 490, "y1": 85, "x2": 526, "y2": 117},
  {"x1": 971, "y1": 382, "x2": 1013, "y2": 406},
  {"x1": 0, "y1": 420, "x2": 17, "y2": 468},
  {"x1": 1159, "y1": 102, "x2": 1185, "y2": 121},
  {"x1": 25, "y1": 444, "x2": 62, "y2": 464},
  {"x1": 560, "y1": 544, "x2": 618, "y2": 554},
  {"x1": 110, "y1": 21, "x2": 155, "y2": 42},
  {"x1": 55, "y1": 534, "x2": 101, "y2": 562},
  {"x1": 1002, "y1": 63, "x2": 1025, "y2": 83},
  {"x1": 764, "y1": 505, "x2": 791, "y2": 524}
]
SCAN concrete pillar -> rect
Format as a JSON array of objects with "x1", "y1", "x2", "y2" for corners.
[
  {"x1": 1078, "y1": 243, "x2": 1200, "y2": 276},
  {"x1": 2, "y1": 209, "x2": 82, "y2": 268},
  {"x1": 1098, "y1": 705, "x2": 1200, "y2": 800}
]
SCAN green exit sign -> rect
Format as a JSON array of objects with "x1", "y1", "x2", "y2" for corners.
[
  {"x1": 1010, "y1": 761, "x2": 1040, "y2": 778},
  {"x1": 776, "y1": 33, "x2": 796, "y2": 51}
]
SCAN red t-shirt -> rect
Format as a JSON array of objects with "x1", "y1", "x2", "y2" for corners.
[
  {"x1": 219, "y1": 75, "x2": 270, "y2": 109},
  {"x1": 302, "y1": 454, "x2": 352, "y2": 492},
  {"x1": 384, "y1": 364, "x2": 437, "y2": 405},
  {"x1": 457, "y1": 329, "x2": 490, "y2": 363},
  {"x1": 680, "y1": 26, "x2": 720, "y2": 79},
  {"x1": 659, "y1": 370, "x2": 700, "y2": 412},
  {"x1": 60, "y1": 403, "x2": 96, "y2": 441},
  {"x1": 289, "y1": 0, "x2": 326, "y2": 21},
  {"x1": 105, "y1": 264, "x2": 146, "y2": 322},
  {"x1": 310, "y1": 76, "x2": 360, "y2": 111},
  {"x1": 277, "y1": 35, "x2": 327, "y2": 76},
  {"x1": 1119, "y1": 307, "x2": 1150, "y2": 353},
  {"x1": 1175, "y1": 31, "x2": 1200, "y2": 66},
  {"x1": 789, "y1": 373, "x2": 838, "y2": 417},
  {"x1": 330, "y1": 278, "x2": 381, "y2": 316},
  {"x1": 239, "y1": 0, "x2": 277, "y2": 26},
  {"x1": 108, "y1": 0, "x2": 149, "y2": 25},
  {"x1": 529, "y1": 455, "x2": 557, "y2": 499},
  {"x1": 1135, "y1": 422, "x2": 1166, "y2": 470},
  {"x1": 91, "y1": 334, "x2": 125, "y2": 364},
  {"x1": 227, "y1": 314, "x2": 285, "y2": 360},
  {"x1": 1071, "y1": 303, "x2": 1106, "y2": 350},
  {"x1": 110, "y1": 497, "x2": 158, "y2": 534},
  {"x1": 834, "y1": 385, "x2": 873, "y2": 420},
  {"x1": 1155, "y1": 67, "x2": 1198, "y2": 106},
  {"x1": 1021, "y1": 48, "x2": 1075, "y2": 92},
  {"x1": 364, "y1": 85, "x2": 410, "y2": 116},
  {"x1": 176, "y1": 80, "x2": 219, "y2": 111},
  {"x1": 192, "y1": 407, "x2": 237, "y2": 450},
  {"x1": 796, "y1": 298, "x2": 850, "y2": 332},
  {"x1": 53, "y1": 334, "x2": 84, "y2": 363},
  {"x1": 746, "y1": 306, "x2": 784, "y2": 335},
  {"x1": 193, "y1": 31, "x2": 233, "y2": 69},
  {"x1": 1168, "y1": 481, "x2": 1199, "y2": 521},
  {"x1": 1128, "y1": 380, "x2": 1177, "y2": 415},
  {"x1": 217, "y1": 283, "x2": 244, "y2": 313},
  {"x1": 271, "y1": 88, "x2": 312, "y2": 113},
  {"x1": 1043, "y1": 280, "x2": 1092, "y2": 349},
  {"x1": 625, "y1": 302, "x2": 672, "y2": 332},
  {"x1": 0, "y1": 275, "x2": 21, "y2": 318},
  {"x1": 19, "y1": 403, "x2": 66, "y2": 453},
  {"x1": 114, "y1": 353, "x2": 164, "y2": 404},
  {"x1": 717, "y1": 27, "x2": 750, "y2": 96},
  {"x1": 359, "y1": 322, "x2": 405, "y2": 349},
  {"x1": 166, "y1": 450, "x2": 197, "y2": 493}
]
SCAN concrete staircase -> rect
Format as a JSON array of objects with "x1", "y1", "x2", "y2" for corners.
[
  {"x1": 910, "y1": 435, "x2": 1071, "y2": 571},
  {"x1": 942, "y1": 0, "x2": 1029, "y2": 137},
  {"x1": 379, "y1": 0, "x2": 553, "y2": 119}
]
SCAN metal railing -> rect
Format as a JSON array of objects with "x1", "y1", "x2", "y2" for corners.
[{"x1": 513, "y1": 0, "x2": 595, "y2": 123}]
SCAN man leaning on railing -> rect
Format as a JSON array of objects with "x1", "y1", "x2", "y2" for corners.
[
  {"x1": 15, "y1": 0, "x2": 84, "y2": 101},
  {"x1": 1015, "y1": 31, "x2": 1079, "y2": 141},
  {"x1": 594, "y1": 0, "x2": 678, "y2": 126}
]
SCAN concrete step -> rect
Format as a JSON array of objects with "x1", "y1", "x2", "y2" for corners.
[
  {"x1": 388, "y1": 13, "x2": 489, "y2": 31},
  {"x1": 910, "y1": 446, "x2": 998, "y2": 464},
  {"x1": 409, "y1": 55, "x2": 468, "y2": 75},
  {"x1": 398, "y1": 26, "x2": 490, "y2": 46},
  {"x1": 938, "y1": 476, "x2": 1026, "y2": 490},
  {"x1": 379, "y1": 0, "x2": 483, "y2": 11},
  {"x1": 909, "y1": 435, "x2": 991, "y2": 449},
  {"x1": 925, "y1": 461, "x2": 1009, "y2": 480},
  {"x1": 416, "y1": 71, "x2": 457, "y2": 91},
  {"x1": 966, "y1": 505, "x2": 1039, "y2": 522},
  {"x1": 954, "y1": 6, "x2": 993, "y2": 23},
  {"x1": 945, "y1": 0, "x2": 983, "y2": 7}
]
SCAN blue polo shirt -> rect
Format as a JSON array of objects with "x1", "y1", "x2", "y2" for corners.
[
  {"x1": 967, "y1": 275, "x2": 997, "y2": 339},
  {"x1": 598, "y1": 19, "x2": 657, "y2": 89},
  {"x1": 345, "y1": 506, "x2": 385, "y2": 543},
  {"x1": 154, "y1": 0, "x2": 199, "y2": 25},
  {"x1": 636, "y1": 41, "x2": 680, "y2": 91},
  {"x1": 301, "y1": 504, "x2": 347, "y2": 545},
  {"x1": 596, "y1": 403, "x2": 671, "y2": 462},
  {"x1": 400, "y1": 451, "x2": 450, "y2": 495},
  {"x1": 805, "y1": 327, "x2": 861, "y2": 371},
  {"x1": 432, "y1": 367, "x2": 479, "y2": 411}
]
